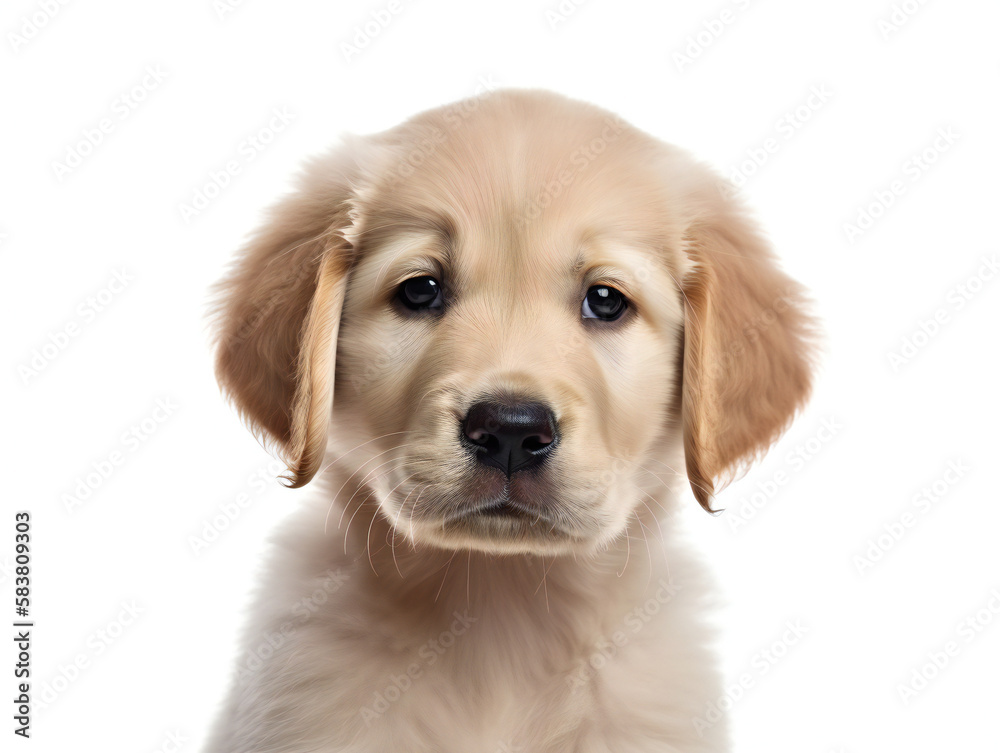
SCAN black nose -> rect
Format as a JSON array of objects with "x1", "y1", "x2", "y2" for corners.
[{"x1": 462, "y1": 400, "x2": 558, "y2": 476}]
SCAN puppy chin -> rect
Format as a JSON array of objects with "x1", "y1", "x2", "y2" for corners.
[
  {"x1": 383, "y1": 489, "x2": 598, "y2": 557},
  {"x1": 374, "y1": 459, "x2": 624, "y2": 556},
  {"x1": 406, "y1": 518, "x2": 588, "y2": 557}
]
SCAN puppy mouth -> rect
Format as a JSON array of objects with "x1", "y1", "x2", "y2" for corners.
[
  {"x1": 391, "y1": 470, "x2": 595, "y2": 553},
  {"x1": 438, "y1": 505, "x2": 570, "y2": 549},
  {"x1": 391, "y1": 449, "x2": 585, "y2": 547},
  {"x1": 477, "y1": 500, "x2": 528, "y2": 517},
  {"x1": 447, "y1": 497, "x2": 546, "y2": 523},
  {"x1": 432, "y1": 480, "x2": 570, "y2": 539}
]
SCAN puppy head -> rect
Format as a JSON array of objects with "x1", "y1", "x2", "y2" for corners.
[{"x1": 214, "y1": 91, "x2": 813, "y2": 555}]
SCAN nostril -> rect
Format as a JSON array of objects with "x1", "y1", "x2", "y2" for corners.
[
  {"x1": 472, "y1": 433, "x2": 500, "y2": 455},
  {"x1": 521, "y1": 432, "x2": 552, "y2": 452},
  {"x1": 466, "y1": 427, "x2": 489, "y2": 444}
]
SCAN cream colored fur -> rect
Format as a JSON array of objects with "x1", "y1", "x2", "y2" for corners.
[{"x1": 206, "y1": 90, "x2": 813, "y2": 753}]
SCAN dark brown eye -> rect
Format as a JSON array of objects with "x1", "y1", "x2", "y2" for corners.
[
  {"x1": 582, "y1": 285, "x2": 627, "y2": 321},
  {"x1": 397, "y1": 276, "x2": 443, "y2": 311}
]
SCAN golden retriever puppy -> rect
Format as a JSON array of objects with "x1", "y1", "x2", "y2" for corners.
[{"x1": 205, "y1": 89, "x2": 813, "y2": 753}]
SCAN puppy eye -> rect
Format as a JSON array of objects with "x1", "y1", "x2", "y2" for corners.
[
  {"x1": 581, "y1": 285, "x2": 627, "y2": 321},
  {"x1": 397, "y1": 276, "x2": 443, "y2": 311}
]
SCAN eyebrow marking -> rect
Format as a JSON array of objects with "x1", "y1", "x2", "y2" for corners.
[
  {"x1": 581, "y1": 265, "x2": 637, "y2": 298},
  {"x1": 363, "y1": 228, "x2": 457, "y2": 308}
]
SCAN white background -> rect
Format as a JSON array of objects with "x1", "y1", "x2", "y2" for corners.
[{"x1": 3, "y1": 0, "x2": 999, "y2": 751}]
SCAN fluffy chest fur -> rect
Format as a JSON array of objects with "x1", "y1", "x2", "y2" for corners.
[{"x1": 206, "y1": 493, "x2": 727, "y2": 753}]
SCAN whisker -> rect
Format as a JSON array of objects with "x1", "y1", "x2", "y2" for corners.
[
  {"x1": 366, "y1": 472, "x2": 417, "y2": 575},
  {"x1": 532, "y1": 555, "x2": 556, "y2": 608},
  {"x1": 395, "y1": 483, "x2": 419, "y2": 527},
  {"x1": 413, "y1": 383, "x2": 450, "y2": 413},
  {"x1": 433, "y1": 551, "x2": 458, "y2": 603},
  {"x1": 408, "y1": 485, "x2": 425, "y2": 552},
  {"x1": 645, "y1": 457, "x2": 715, "y2": 502},
  {"x1": 635, "y1": 483, "x2": 674, "y2": 522},
  {"x1": 602, "y1": 451, "x2": 712, "y2": 512},
  {"x1": 617, "y1": 519, "x2": 632, "y2": 578},
  {"x1": 633, "y1": 490, "x2": 666, "y2": 540},
  {"x1": 544, "y1": 557, "x2": 555, "y2": 613},
  {"x1": 644, "y1": 457, "x2": 685, "y2": 476},
  {"x1": 342, "y1": 461, "x2": 407, "y2": 554},
  {"x1": 332, "y1": 445, "x2": 414, "y2": 532},
  {"x1": 317, "y1": 430, "x2": 411, "y2": 479},
  {"x1": 633, "y1": 510, "x2": 654, "y2": 590},
  {"x1": 466, "y1": 549, "x2": 472, "y2": 610},
  {"x1": 387, "y1": 524, "x2": 402, "y2": 579}
]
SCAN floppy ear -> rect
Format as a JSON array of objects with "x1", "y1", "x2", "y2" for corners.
[
  {"x1": 213, "y1": 149, "x2": 360, "y2": 488},
  {"x1": 680, "y1": 194, "x2": 815, "y2": 512}
]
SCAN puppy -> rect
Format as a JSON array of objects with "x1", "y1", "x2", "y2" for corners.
[{"x1": 205, "y1": 90, "x2": 813, "y2": 753}]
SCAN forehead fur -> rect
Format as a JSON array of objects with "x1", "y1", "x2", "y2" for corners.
[{"x1": 346, "y1": 90, "x2": 700, "y2": 286}]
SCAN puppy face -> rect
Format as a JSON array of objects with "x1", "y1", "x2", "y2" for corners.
[
  {"x1": 336, "y1": 161, "x2": 685, "y2": 554},
  {"x1": 214, "y1": 91, "x2": 813, "y2": 556}
]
